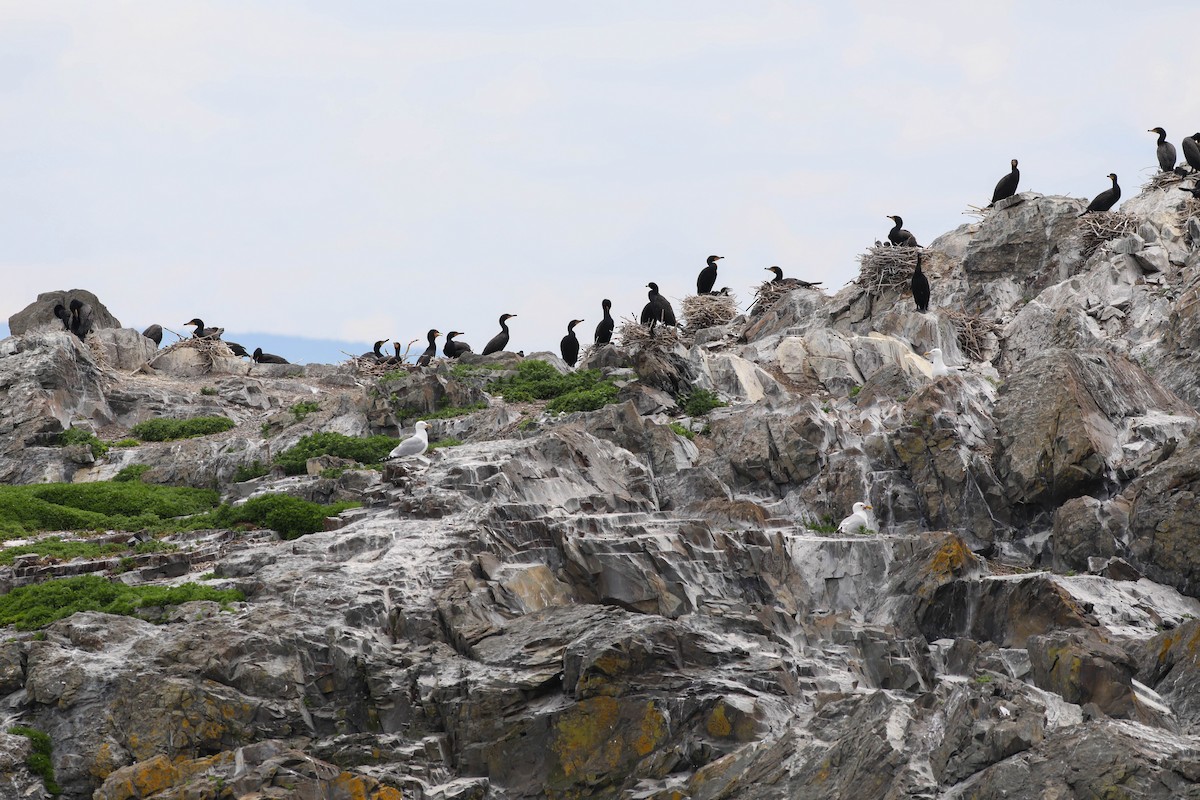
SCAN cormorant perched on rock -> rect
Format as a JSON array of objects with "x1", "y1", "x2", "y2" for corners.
[
  {"x1": 141, "y1": 324, "x2": 163, "y2": 347},
  {"x1": 640, "y1": 283, "x2": 677, "y2": 328},
  {"x1": 417, "y1": 330, "x2": 440, "y2": 366},
  {"x1": 765, "y1": 266, "x2": 822, "y2": 288},
  {"x1": 560, "y1": 319, "x2": 584, "y2": 367},
  {"x1": 68, "y1": 299, "x2": 93, "y2": 341},
  {"x1": 837, "y1": 502, "x2": 874, "y2": 534},
  {"x1": 444, "y1": 331, "x2": 471, "y2": 358},
  {"x1": 1182, "y1": 133, "x2": 1200, "y2": 172},
  {"x1": 361, "y1": 339, "x2": 388, "y2": 360},
  {"x1": 386, "y1": 421, "x2": 429, "y2": 460},
  {"x1": 226, "y1": 342, "x2": 249, "y2": 358},
  {"x1": 989, "y1": 159, "x2": 1020, "y2": 207},
  {"x1": 696, "y1": 255, "x2": 723, "y2": 295},
  {"x1": 594, "y1": 299, "x2": 614, "y2": 345},
  {"x1": 911, "y1": 252, "x2": 930, "y2": 313},
  {"x1": 184, "y1": 318, "x2": 223, "y2": 339},
  {"x1": 1080, "y1": 174, "x2": 1121, "y2": 216},
  {"x1": 482, "y1": 314, "x2": 517, "y2": 356},
  {"x1": 53, "y1": 304, "x2": 72, "y2": 331},
  {"x1": 1149, "y1": 127, "x2": 1177, "y2": 173},
  {"x1": 252, "y1": 347, "x2": 289, "y2": 364},
  {"x1": 886, "y1": 216, "x2": 919, "y2": 247}
]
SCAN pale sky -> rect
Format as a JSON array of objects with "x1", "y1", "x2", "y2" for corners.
[{"x1": 2, "y1": 2, "x2": 1198, "y2": 362}]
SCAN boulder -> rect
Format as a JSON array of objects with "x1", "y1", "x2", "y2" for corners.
[{"x1": 8, "y1": 289, "x2": 122, "y2": 335}]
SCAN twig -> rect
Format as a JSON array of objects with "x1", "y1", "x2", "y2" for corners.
[
  {"x1": 616, "y1": 316, "x2": 681, "y2": 355},
  {"x1": 855, "y1": 245, "x2": 920, "y2": 297},
  {"x1": 681, "y1": 293, "x2": 738, "y2": 331},
  {"x1": 1079, "y1": 212, "x2": 1140, "y2": 259}
]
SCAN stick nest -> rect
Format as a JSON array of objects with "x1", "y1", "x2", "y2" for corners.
[
  {"x1": 942, "y1": 309, "x2": 999, "y2": 362},
  {"x1": 750, "y1": 280, "x2": 823, "y2": 315},
  {"x1": 1079, "y1": 212, "x2": 1140, "y2": 258},
  {"x1": 146, "y1": 337, "x2": 245, "y2": 373},
  {"x1": 616, "y1": 316, "x2": 682, "y2": 355},
  {"x1": 856, "y1": 245, "x2": 920, "y2": 295},
  {"x1": 681, "y1": 293, "x2": 738, "y2": 331},
  {"x1": 1143, "y1": 170, "x2": 1186, "y2": 192},
  {"x1": 85, "y1": 335, "x2": 112, "y2": 372}
]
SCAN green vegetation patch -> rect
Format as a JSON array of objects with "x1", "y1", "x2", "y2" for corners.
[
  {"x1": 681, "y1": 389, "x2": 727, "y2": 417},
  {"x1": 232, "y1": 460, "x2": 269, "y2": 483},
  {"x1": 7, "y1": 725, "x2": 61, "y2": 795},
  {"x1": 274, "y1": 432, "x2": 398, "y2": 475},
  {"x1": 0, "y1": 482, "x2": 221, "y2": 540},
  {"x1": 0, "y1": 536, "x2": 177, "y2": 567},
  {"x1": 397, "y1": 402, "x2": 488, "y2": 422},
  {"x1": 669, "y1": 422, "x2": 695, "y2": 441},
  {"x1": 59, "y1": 427, "x2": 108, "y2": 459},
  {"x1": 112, "y1": 464, "x2": 151, "y2": 483},
  {"x1": 0, "y1": 575, "x2": 244, "y2": 631},
  {"x1": 131, "y1": 416, "x2": 236, "y2": 442},
  {"x1": 427, "y1": 437, "x2": 464, "y2": 451},
  {"x1": 289, "y1": 401, "x2": 320, "y2": 422},
  {"x1": 109, "y1": 438, "x2": 140, "y2": 448},
  {"x1": 205, "y1": 494, "x2": 359, "y2": 539},
  {"x1": 487, "y1": 360, "x2": 619, "y2": 413}
]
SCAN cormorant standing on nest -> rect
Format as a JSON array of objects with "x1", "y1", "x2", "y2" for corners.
[
  {"x1": 1182, "y1": 133, "x2": 1200, "y2": 172},
  {"x1": 252, "y1": 347, "x2": 289, "y2": 364},
  {"x1": 696, "y1": 255, "x2": 723, "y2": 295},
  {"x1": 141, "y1": 324, "x2": 163, "y2": 347},
  {"x1": 361, "y1": 339, "x2": 388, "y2": 360},
  {"x1": 444, "y1": 331, "x2": 471, "y2": 358},
  {"x1": 911, "y1": 251, "x2": 930, "y2": 313},
  {"x1": 184, "y1": 318, "x2": 223, "y2": 339},
  {"x1": 988, "y1": 159, "x2": 1020, "y2": 207},
  {"x1": 68, "y1": 299, "x2": 93, "y2": 341},
  {"x1": 886, "y1": 216, "x2": 919, "y2": 247},
  {"x1": 765, "y1": 266, "x2": 822, "y2": 288},
  {"x1": 1149, "y1": 127, "x2": 1177, "y2": 173},
  {"x1": 594, "y1": 299, "x2": 614, "y2": 345},
  {"x1": 53, "y1": 304, "x2": 71, "y2": 331},
  {"x1": 560, "y1": 319, "x2": 584, "y2": 367},
  {"x1": 482, "y1": 314, "x2": 517, "y2": 355},
  {"x1": 1080, "y1": 174, "x2": 1121, "y2": 216},
  {"x1": 226, "y1": 342, "x2": 250, "y2": 358},
  {"x1": 417, "y1": 330, "x2": 440, "y2": 366},
  {"x1": 640, "y1": 283, "x2": 677, "y2": 328}
]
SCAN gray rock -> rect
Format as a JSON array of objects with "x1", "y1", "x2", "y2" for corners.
[{"x1": 8, "y1": 289, "x2": 122, "y2": 335}]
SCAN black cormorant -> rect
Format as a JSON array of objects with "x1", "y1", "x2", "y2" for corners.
[
  {"x1": 765, "y1": 266, "x2": 822, "y2": 288},
  {"x1": 53, "y1": 304, "x2": 71, "y2": 331},
  {"x1": 1080, "y1": 174, "x2": 1121, "y2": 216},
  {"x1": 141, "y1": 324, "x2": 163, "y2": 347},
  {"x1": 482, "y1": 314, "x2": 517, "y2": 356},
  {"x1": 1149, "y1": 127, "x2": 1177, "y2": 173},
  {"x1": 444, "y1": 331, "x2": 472, "y2": 358},
  {"x1": 417, "y1": 330, "x2": 440, "y2": 366},
  {"x1": 1182, "y1": 133, "x2": 1200, "y2": 172},
  {"x1": 1179, "y1": 183, "x2": 1200, "y2": 199},
  {"x1": 989, "y1": 159, "x2": 1020, "y2": 207},
  {"x1": 696, "y1": 255, "x2": 723, "y2": 295},
  {"x1": 886, "y1": 216, "x2": 919, "y2": 247},
  {"x1": 226, "y1": 342, "x2": 250, "y2": 358},
  {"x1": 911, "y1": 251, "x2": 930, "y2": 313},
  {"x1": 640, "y1": 283, "x2": 677, "y2": 329},
  {"x1": 252, "y1": 347, "x2": 289, "y2": 364},
  {"x1": 594, "y1": 299, "x2": 614, "y2": 345},
  {"x1": 560, "y1": 319, "x2": 584, "y2": 367},
  {"x1": 361, "y1": 339, "x2": 388, "y2": 360},
  {"x1": 68, "y1": 299, "x2": 93, "y2": 341},
  {"x1": 184, "y1": 318, "x2": 223, "y2": 339}
]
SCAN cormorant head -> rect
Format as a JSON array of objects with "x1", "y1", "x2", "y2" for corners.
[
  {"x1": 646, "y1": 282, "x2": 659, "y2": 292},
  {"x1": 568, "y1": 319, "x2": 584, "y2": 331},
  {"x1": 1108, "y1": 173, "x2": 1118, "y2": 182},
  {"x1": 601, "y1": 298, "x2": 612, "y2": 309},
  {"x1": 887, "y1": 215, "x2": 902, "y2": 225},
  {"x1": 706, "y1": 255, "x2": 723, "y2": 265},
  {"x1": 447, "y1": 331, "x2": 462, "y2": 338},
  {"x1": 1149, "y1": 127, "x2": 1167, "y2": 136},
  {"x1": 766, "y1": 266, "x2": 783, "y2": 279},
  {"x1": 69, "y1": 299, "x2": 83, "y2": 311},
  {"x1": 185, "y1": 318, "x2": 203, "y2": 327},
  {"x1": 1011, "y1": 159, "x2": 1018, "y2": 168},
  {"x1": 429, "y1": 329, "x2": 441, "y2": 339},
  {"x1": 252, "y1": 347, "x2": 263, "y2": 359},
  {"x1": 499, "y1": 313, "x2": 517, "y2": 324}
]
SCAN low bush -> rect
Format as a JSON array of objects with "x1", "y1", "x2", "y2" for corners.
[
  {"x1": 0, "y1": 535, "x2": 177, "y2": 566},
  {"x1": 289, "y1": 401, "x2": 320, "y2": 422},
  {"x1": 209, "y1": 494, "x2": 359, "y2": 539},
  {"x1": 59, "y1": 427, "x2": 108, "y2": 459},
  {"x1": 232, "y1": 460, "x2": 269, "y2": 482},
  {"x1": 396, "y1": 402, "x2": 488, "y2": 421},
  {"x1": 273, "y1": 432, "x2": 397, "y2": 475},
  {"x1": 7, "y1": 725, "x2": 60, "y2": 795},
  {"x1": 112, "y1": 464, "x2": 151, "y2": 482},
  {"x1": 131, "y1": 416, "x2": 236, "y2": 442},
  {"x1": 681, "y1": 389, "x2": 727, "y2": 417},
  {"x1": 0, "y1": 482, "x2": 221, "y2": 539},
  {"x1": 669, "y1": 422, "x2": 695, "y2": 441},
  {"x1": 487, "y1": 360, "x2": 620, "y2": 413}
]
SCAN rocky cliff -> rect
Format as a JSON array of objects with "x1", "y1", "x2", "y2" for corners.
[{"x1": 3, "y1": 177, "x2": 1200, "y2": 799}]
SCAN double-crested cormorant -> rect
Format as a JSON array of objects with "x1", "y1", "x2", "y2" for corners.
[
  {"x1": 696, "y1": 255, "x2": 723, "y2": 295},
  {"x1": 226, "y1": 342, "x2": 250, "y2": 358},
  {"x1": 417, "y1": 330, "x2": 440, "y2": 366},
  {"x1": 765, "y1": 266, "x2": 822, "y2": 288},
  {"x1": 886, "y1": 215, "x2": 919, "y2": 247},
  {"x1": 1183, "y1": 133, "x2": 1200, "y2": 172},
  {"x1": 911, "y1": 252, "x2": 930, "y2": 313},
  {"x1": 444, "y1": 331, "x2": 472, "y2": 358},
  {"x1": 594, "y1": 299, "x2": 614, "y2": 345},
  {"x1": 141, "y1": 324, "x2": 163, "y2": 347},
  {"x1": 640, "y1": 282, "x2": 677, "y2": 328},
  {"x1": 482, "y1": 313, "x2": 517, "y2": 356},
  {"x1": 989, "y1": 159, "x2": 1020, "y2": 207},
  {"x1": 1080, "y1": 174, "x2": 1121, "y2": 216},
  {"x1": 252, "y1": 347, "x2": 289, "y2": 364},
  {"x1": 184, "y1": 318, "x2": 223, "y2": 339},
  {"x1": 361, "y1": 339, "x2": 388, "y2": 360},
  {"x1": 837, "y1": 502, "x2": 874, "y2": 534},
  {"x1": 69, "y1": 299, "x2": 93, "y2": 341},
  {"x1": 560, "y1": 319, "x2": 584, "y2": 367},
  {"x1": 53, "y1": 304, "x2": 71, "y2": 331},
  {"x1": 386, "y1": 420, "x2": 430, "y2": 460},
  {"x1": 1149, "y1": 127, "x2": 1177, "y2": 173}
]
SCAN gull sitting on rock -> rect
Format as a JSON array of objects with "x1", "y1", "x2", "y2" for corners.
[
  {"x1": 838, "y1": 502, "x2": 874, "y2": 535},
  {"x1": 386, "y1": 420, "x2": 430, "y2": 460},
  {"x1": 924, "y1": 347, "x2": 960, "y2": 378}
]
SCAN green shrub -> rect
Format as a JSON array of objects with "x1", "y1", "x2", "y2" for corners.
[
  {"x1": 681, "y1": 389, "x2": 727, "y2": 417},
  {"x1": 426, "y1": 437, "x2": 463, "y2": 451},
  {"x1": 130, "y1": 416, "x2": 236, "y2": 442},
  {"x1": 487, "y1": 360, "x2": 619, "y2": 413},
  {"x1": 232, "y1": 461, "x2": 269, "y2": 482},
  {"x1": 215, "y1": 494, "x2": 359, "y2": 539},
  {"x1": 273, "y1": 432, "x2": 398, "y2": 475},
  {"x1": 849, "y1": 385, "x2": 862, "y2": 398},
  {"x1": 669, "y1": 422, "x2": 695, "y2": 441},
  {"x1": 112, "y1": 464, "x2": 151, "y2": 483},
  {"x1": 289, "y1": 401, "x2": 320, "y2": 422},
  {"x1": 109, "y1": 438, "x2": 141, "y2": 448},
  {"x1": 59, "y1": 427, "x2": 108, "y2": 459},
  {"x1": 546, "y1": 383, "x2": 619, "y2": 413},
  {"x1": 396, "y1": 402, "x2": 488, "y2": 421},
  {"x1": 200, "y1": 386, "x2": 218, "y2": 396},
  {"x1": 0, "y1": 535, "x2": 177, "y2": 566},
  {"x1": 0, "y1": 575, "x2": 243, "y2": 630},
  {"x1": 0, "y1": 482, "x2": 221, "y2": 539},
  {"x1": 7, "y1": 725, "x2": 60, "y2": 795}
]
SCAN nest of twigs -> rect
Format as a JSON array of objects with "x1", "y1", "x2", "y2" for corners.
[
  {"x1": 84, "y1": 334, "x2": 112, "y2": 372},
  {"x1": 1143, "y1": 169, "x2": 1186, "y2": 192},
  {"x1": 942, "y1": 309, "x2": 999, "y2": 362},
  {"x1": 751, "y1": 281, "x2": 792, "y2": 315},
  {"x1": 682, "y1": 293, "x2": 737, "y2": 331},
  {"x1": 348, "y1": 355, "x2": 410, "y2": 377},
  {"x1": 616, "y1": 316, "x2": 681, "y2": 355},
  {"x1": 856, "y1": 245, "x2": 920, "y2": 295},
  {"x1": 146, "y1": 336, "x2": 245, "y2": 372},
  {"x1": 1079, "y1": 211, "x2": 1140, "y2": 258}
]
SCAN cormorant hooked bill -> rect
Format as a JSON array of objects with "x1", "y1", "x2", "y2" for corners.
[
  {"x1": 1149, "y1": 127, "x2": 1177, "y2": 173},
  {"x1": 560, "y1": 319, "x2": 584, "y2": 367},
  {"x1": 696, "y1": 255, "x2": 723, "y2": 295},
  {"x1": 594, "y1": 299, "x2": 614, "y2": 346},
  {"x1": 482, "y1": 314, "x2": 517, "y2": 356},
  {"x1": 417, "y1": 330, "x2": 440, "y2": 366},
  {"x1": 989, "y1": 159, "x2": 1020, "y2": 207},
  {"x1": 252, "y1": 347, "x2": 289, "y2": 364},
  {"x1": 886, "y1": 216, "x2": 919, "y2": 247},
  {"x1": 640, "y1": 283, "x2": 677, "y2": 329},
  {"x1": 444, "y1": 331, "x2": 472, "y2": 359},
  {"x1": 911, "y1": 251, "x2": 930, "y2": 313},
  {"x1": 1080, "y1": 174, "x2": 1121, "y2": 216}
]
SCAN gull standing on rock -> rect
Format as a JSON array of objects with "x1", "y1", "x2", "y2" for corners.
[
  {"x1": 387, "y1": 420, "x2": 430, "y2": 460},
  {"x1": 838, "y1": 502, "x2": 874, "y2": 535},
  {"x1": 925, "y1": 347, "x2": 960, "y2": 378}
]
